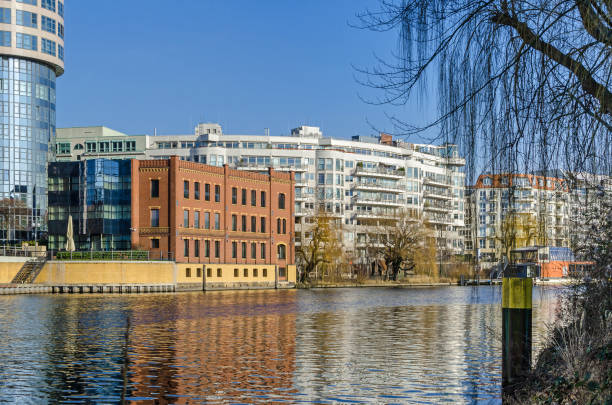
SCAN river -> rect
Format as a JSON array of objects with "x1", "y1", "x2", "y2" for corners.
[{"x1": 0, "y1": 286, "x2": 564, "y2": 404}]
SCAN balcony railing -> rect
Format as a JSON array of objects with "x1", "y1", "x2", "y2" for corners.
[
  {"x1": 352, "y1": 195, "x2": 405, "y2": 206},
  {"x1": 353, "y1": 181, "x2": 403, "y2": 192},
  {"x1": 423, "y1": 176, "x2": 451, "y2": 188},
  {"x1": 354, "y1": 166, "x2": 405, "y2": 178}
]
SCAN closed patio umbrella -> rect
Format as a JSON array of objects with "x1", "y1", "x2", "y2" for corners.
[{"x1": 65, "y1": 215, "x2": 76, "y2": 252}]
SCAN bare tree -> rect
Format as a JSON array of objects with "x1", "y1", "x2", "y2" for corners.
[
  {"x1": 376, "y1": 210, "x2": 433, "y2": 281},
  {"x1": 296, "y1": 212, "x2": 343, "y2": 283},
  {"x1": 356, "y1": 0, "x2": 611, "y2": 181}
]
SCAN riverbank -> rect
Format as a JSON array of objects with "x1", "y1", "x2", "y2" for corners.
[{"x1": 298, "y1": 276, "x2": 459, "y2": 289}]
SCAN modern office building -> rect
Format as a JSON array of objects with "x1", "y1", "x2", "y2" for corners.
[
  {"x1": 0, "y1": 0, "x2": 65, "y2": 243},
  {"x1": 48, "y1": 159, "x2": 132, "y2": 252},
  {"x1": 464, "y1": 173, "x2": 571, "y2": 268},
  {"x1": 56, "y1": 124, "x2": 467, "y2": 269}
]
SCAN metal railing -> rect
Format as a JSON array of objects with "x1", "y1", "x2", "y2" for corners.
[
  {"x1": 49, "y1": 250, "x2": 175, "y2": 261},
  {"x1": 0, "y1": 246, "x2": 46, "y2": 258}
]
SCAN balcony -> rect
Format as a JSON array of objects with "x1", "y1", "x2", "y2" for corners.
[
  {"x1": 423, "y1": 190, "x2": 453, "y2": 200},
  {"x1": 353, "y1": 181, "x2": 403, "y2": 193},
  {"x1": 423, "y1": 176, "x2": 451, "y2": 188},
  {"x1": 423, "y1": 201, "x2": 451, "y2": 213},
  {"x1": 354, "y1": 166, "x2": 405, "y2": 179},
  {"x1": 354, "y1": 211, "x2": 396, "y2": 220},
  {"x1": 352, "y1": 195, "x2": 405, "y2": 207}
]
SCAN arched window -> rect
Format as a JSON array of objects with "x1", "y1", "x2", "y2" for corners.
[
  {"x1": 278, "y1": 193, "x2": 285, "y2": 209},
  {"x1": 277, "y1": 244, "x2": 286, "y2": 259},
  {"x1": 74, "y1": 143, "x2": 84, "y2": 150}
]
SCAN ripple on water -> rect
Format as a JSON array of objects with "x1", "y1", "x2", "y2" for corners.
[{"x1": 0, "y1": 286, "x2": 564, "y2": 403}]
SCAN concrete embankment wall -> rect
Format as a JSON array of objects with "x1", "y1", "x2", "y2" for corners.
[
  {"x1": 0, "y1": 257, "x2": 28, "y2": 284},
  {"x1": 34, "y1": 261, "x2": 177, "y2": 285}
]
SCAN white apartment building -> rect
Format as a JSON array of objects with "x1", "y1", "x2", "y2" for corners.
[
  {"x1": 463, "y1": 173, "x2": 571, "y2": 268},
  {"x1": 56, "y1": 124, "x2": 467, "y2": 264}
]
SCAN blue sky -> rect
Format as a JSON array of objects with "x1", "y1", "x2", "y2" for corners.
[{"x1": 57, "y1": 1, "x2": 438, "y2": 141}]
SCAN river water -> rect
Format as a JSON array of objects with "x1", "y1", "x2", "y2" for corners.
[{"x1": 0, "y1": 286, "x2": 564, "y2": 404}]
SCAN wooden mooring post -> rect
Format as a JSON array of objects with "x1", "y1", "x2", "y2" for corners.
[{"x1": 502, "y1": 271, "x2": 532, "y2": 395}]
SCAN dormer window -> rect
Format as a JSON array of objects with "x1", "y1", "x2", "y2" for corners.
[{"x1": 482, "y1": 177, "x2": 492, "y2": 186}]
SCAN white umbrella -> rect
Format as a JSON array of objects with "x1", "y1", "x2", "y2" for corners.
[{"x1": 65, "y1": 215, "x2": 76, "y2": 252}]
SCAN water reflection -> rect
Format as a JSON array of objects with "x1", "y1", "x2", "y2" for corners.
[{"x1": 0, "y1": 286, "x2": 563, "y2": 403}]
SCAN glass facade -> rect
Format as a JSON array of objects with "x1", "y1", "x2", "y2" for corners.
[
  {"x1": 48, "y1": 159, "x2": 132, "y2": 251},
  {"x1": 0, "y1": 57, "x2": 56, "y2": 243}
]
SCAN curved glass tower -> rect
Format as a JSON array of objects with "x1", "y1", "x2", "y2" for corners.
[{"x1": 0, "y1": 0, "x2": 64, "y2": 244}]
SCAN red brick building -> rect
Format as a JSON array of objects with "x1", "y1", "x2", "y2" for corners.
[{"x1": 130, "y1": 157, "x2": 295, "y2": 281}]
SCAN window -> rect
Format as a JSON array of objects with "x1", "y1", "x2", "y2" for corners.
[
  {"x1": 151, "y1": 179, "x2": 159, "y2": 198},
  {"x1": 150, "y1": 209, "x2": 159, "y2": 227},
  {"x1": 111, "y1": 141, "x2": 123, "y2": 152},
  {"x1": 41, "y1": 0, "x2": 56, "y2": 12},
  {"x1": 261, "y1": 191, "x2": 266, "y2": 207},
  {"x1": 232, "y1": 242, "x2": 237, "y2": 258},
  {"x1": 241, "y1": 242, "x2": 247, "y2": 258},
  {"x1": 0, "y1": 31, "x2": 10, "y2": 47},
  {"x1": 17, "y1": 0, "x2": 38, "y2": 5},
  {"x1": 253, "y1": 268, "x2": 258, "y2": 277},
  {"x1": 184, "y1": 181, "x2": 189, "y2": 198},
  {"x1": 242, "y1": 188, "x2": 247, "y2": 205},
  {"x1": 194, "y1": 211, "x2": 200, "y2": 228},
  {"x1": 217, "y1": 268, "x2": 222, "y2": 277},
  {"x1": 41, "y1": 15, "x2": 56, "y2": 34},
  {"x1": 58, "y1": 1, "x2": 63, "y2": 17},
  {"x1": 214, "y1": 213, "x2": 220, "y2": 230},
  {"x1": 277, "y1": 218, "x2": 281, "y2": 234},
  {"x1": 183, "y1": 210, "x2": 189, "y2": 227},
  {"x1": 185, "y1": 268, "x2": 191, "y2": 277},
  {"x1": 194, "y1": 182, "x2": 200, "y2": 200},
  {"x1": 215, "y1": 185, "x2": 220, "y2": 202},
  {"x1": 58, "y1": 44, "x2": 64, "y2": 60},
  {"x1": 233, "y1": 268, "x2": 238, "y2": 277},
  {"x1": 278, "y1": 193, "x2": 286, "y2": 209},
  {"x1": 0, "y1": 8, "x2": 9, "y2": 24},
  {"x1": 277, "y1": 244, "x2": 286, "y2": 259},
  {"x1": 232, "y1": 215, "x2": 237, "y2": 231},
  {"x1": 16, "y1": 33, "x2": 37, "y2": 51},
  {"x1": 151, "y1": 239, "x2": 159, "y2": 249},
  {"x1": 241, "y1": 215, "x2": 247, "y2": 231},
  {"x1": 207, "y1": 268, "x2": 212, "y2": 278},
  {"x1": 282, "y1": 219, "x2": 287, "y2": 234},
  {"x1": 58, "y1": 22, "x2": 64, "y2": 38},
  {"x1": 251, "y1": 190, "x2": 257, "y2": 206},
  {"x1": 56, "y1": 143, "x2": 71, "y2": 154},
  {"x1": 214, "y1": 240, "x2": 220, "y2": 258},
  {"x1": 194, "y1": 240, "x2": 200, "y2": 257},
  {"x1": 232, "y1": 187, "x2": 237, "y2": 204},
  {"x1": 16, "y1": 10, "x2": 37, "y2": 28},
  {"x1": 243, "y1": 268, "x2": 248, "y2": 277},
  {"x1": 205, "y1": 183, "x2": 210, "y2": 201},
  {"x1": 261, "y1": 217, "x2": 266, "y2": 233},
  {"x1": 251, "y1": 242, "x2": 257, "y2": 259},
  {"x1": 99, "y1": 142, "x2": 109, "y2": 152},
  {"x1": 204, "y1": 240, "x2": 210, "y2": 257},
  {"x1": 261, "y1": 243, "x2": 266, "y2": 259},
  {"x1": 41, "y1": 38, "x2": 56, "y2": 56},
  {"x1": 204, "y1": 212, "x2": 210, "y2": 229},
  {"x1": 251, "y1": 216, "x2": 256, "y2": 232},
  {"x1": 184, "y1": 240, "x2": 190, "y2": 257},
  {"x1": 263, "y1": 268, "x2": 268, "y2": 277}
]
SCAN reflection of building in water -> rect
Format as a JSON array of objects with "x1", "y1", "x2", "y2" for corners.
[{"x1": 127, "y1": 290, "x2": 297, "y2": 402}]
